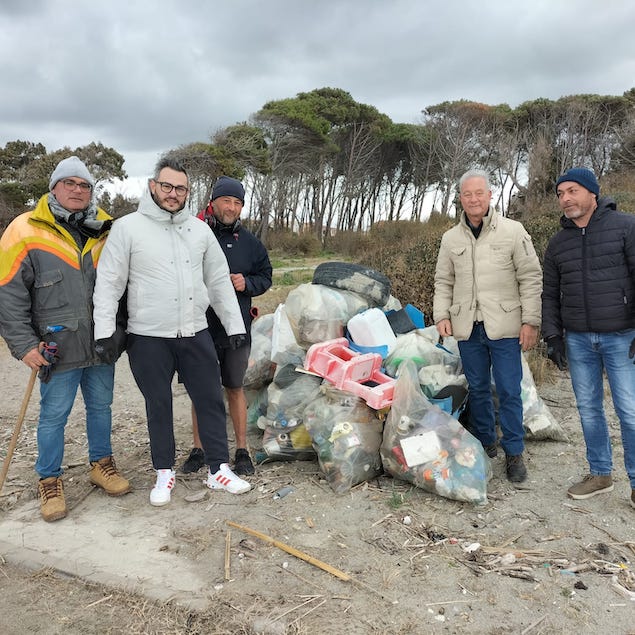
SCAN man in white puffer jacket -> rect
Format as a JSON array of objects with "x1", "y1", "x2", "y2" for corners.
[{"x1": 93, "y1": 157, "x2": 250, "y2": 506}]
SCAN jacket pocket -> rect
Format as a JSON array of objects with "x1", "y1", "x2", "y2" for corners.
[
  {"x1": 500, "y1": 300, "x2": 521, "y2": 313},
  {"x1": 34, "y1": 269, "x2": 69, "y2": 311},
  {"x1": 489, "y1": 242, "x2": 513, "y2": 265}
]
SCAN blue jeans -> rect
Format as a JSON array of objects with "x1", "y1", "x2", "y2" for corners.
[
  {"x1": 35, "y1": 364, "x2": 115, "y2": 478},
  {"x1": 566, "y1": 330, "x2": 635, "y2": 489},
  {"x1": 458, "y1": 323, "x2": 524, "y2": 456}
]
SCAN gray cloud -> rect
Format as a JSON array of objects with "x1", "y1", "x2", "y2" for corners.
[{"x1": 1, "y1": 0, "x2": 634, "y2": 181}]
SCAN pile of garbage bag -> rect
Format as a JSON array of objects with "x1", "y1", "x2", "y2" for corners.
[{"x1": 244, "y1": 261, "x2": 562, "y2": 503}]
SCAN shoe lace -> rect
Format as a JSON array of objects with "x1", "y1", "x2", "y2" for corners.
[
  {"x1": 97, "y1": 457, "x2": 120, "y2": 478},
  {"x1": 156, "y1": 470, "x2": 174, "y2": 489},
  {"x1": 40, "y1": 479, "x2": 62, "y2": 502}
]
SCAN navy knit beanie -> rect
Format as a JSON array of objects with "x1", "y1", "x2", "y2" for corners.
[
  {"x1": 211, "y1": 176, "x2": 245, "y2": 202},
  {"x1": 555, "y1": 168, "x2": 599, "y2": 197}
]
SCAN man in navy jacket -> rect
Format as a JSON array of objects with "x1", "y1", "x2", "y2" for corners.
[
  {"x1": 182, "y1": 176, "x2": 272, "y2": 476},
  {"x1": 542, "y1": 167, "x2": 635, "y2": 508}
]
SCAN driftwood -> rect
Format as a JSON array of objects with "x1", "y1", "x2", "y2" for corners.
[{"x1": 226, "y1": 520, "x2": 351, "y2": 581}]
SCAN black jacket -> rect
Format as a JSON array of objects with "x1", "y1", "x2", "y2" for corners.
[
  {"x1": 205, "y1": 222, "x2": 272, "y2": 347},
  {"x1": 542, "y1": 196, "x2": 635, "y2": 337}
]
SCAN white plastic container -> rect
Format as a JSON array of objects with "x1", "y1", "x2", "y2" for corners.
[{"x1": 347, "y1": 308, "x2": 397, "y2": 354}]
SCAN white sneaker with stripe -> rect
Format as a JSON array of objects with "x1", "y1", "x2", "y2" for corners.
[
  {"x1": 150, "y1": 468, "x2": 175, "y2": 506},
  {"x1": 205, "y1": 463, "x2": 251, "y2": 494}
]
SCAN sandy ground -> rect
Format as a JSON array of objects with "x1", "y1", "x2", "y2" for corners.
[{"x1": 1, "y1": 333, "x2": 634, "y2": 634}]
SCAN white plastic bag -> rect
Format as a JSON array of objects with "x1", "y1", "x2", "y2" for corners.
[{"x1": 270, "y1": 304, "x2": 306, "y2": 367}]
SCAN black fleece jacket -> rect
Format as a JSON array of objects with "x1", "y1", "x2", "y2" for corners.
[
  {"x1": 205, "y1": 223, "x2": 272, "y2": 347},
  {"x1": 542, "y1": 196, "x2": 635, "y2": 338}
]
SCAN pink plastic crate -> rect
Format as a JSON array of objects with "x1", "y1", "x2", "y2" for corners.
[{"x1": 304, "y1": 338, "x2": 395, "y2": 410}]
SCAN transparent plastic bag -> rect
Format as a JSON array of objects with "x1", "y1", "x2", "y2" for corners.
[
  {"x1": 254, "y1": 368, "x2": 323, "y2": 464},
  {"x1": 285, "y1": 283, "x2": 370, "y2": 348},
  {"x1": 304, "y1": 384, "x2": 383, "y2": 494},
  {"x1": 255, "y1": 422, "x2": 316, "y2": 464},
  {"x1": 520, "y1": 355, "x2": 567, "y2": 441},
  {"x1": 385, "y1": 329, "x2": 462, "y2": 379},
  {"x1": 243, "y1": 313, "x2": 275, "y2": 388},
  {"x1": 264, "y1": 366, "x2": 323, "y2": 429},
  {"x1": 246, "y1": 386, "x2": 268, "y2": 431},
  {"x1": 381, "y1": 360, "x2": 490, "y2": 504}
]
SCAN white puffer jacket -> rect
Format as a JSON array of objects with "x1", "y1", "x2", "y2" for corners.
[{"x1": 93, "y1": 190, "x2": 245, "y2": 339}]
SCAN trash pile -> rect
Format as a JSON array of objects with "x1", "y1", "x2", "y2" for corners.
[{"x1": 244, "y1": 262, "x2": 562, "y2": 505}]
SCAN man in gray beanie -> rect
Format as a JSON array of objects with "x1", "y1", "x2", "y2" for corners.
[
  {"x1": 542, "y1": 167, "x2": 635, "y2": 508},
  {"x1": 0, "y1": 155, "x2": 130, "y2": 522}
]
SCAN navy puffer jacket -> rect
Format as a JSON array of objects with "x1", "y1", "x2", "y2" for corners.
[{"x1": 542, "y1": 196, "x2": 635, "y2": 337}]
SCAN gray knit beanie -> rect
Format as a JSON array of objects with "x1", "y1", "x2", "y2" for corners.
[{"x1": 49, "y1": 156, "x2": 95, "y2": 191}]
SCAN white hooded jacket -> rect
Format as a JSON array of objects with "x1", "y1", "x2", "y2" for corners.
[{"x1": 93, "y1": 190, "x2": 245, "y2": 339}]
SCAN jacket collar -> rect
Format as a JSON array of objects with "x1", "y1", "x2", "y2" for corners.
[
  {"x1": 137, "y1": 189, "x2": 191, "y2": 225},
  {"x1": 559, "y1": 196, "x2": 616, "y2": 229},
  {"x1": 461, "y1": 207, "x2": 497, "y2": 231}
]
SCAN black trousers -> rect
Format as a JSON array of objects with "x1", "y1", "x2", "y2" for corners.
[{"x1": 127, "y1": 330, "x2": 227, "y2": 471}]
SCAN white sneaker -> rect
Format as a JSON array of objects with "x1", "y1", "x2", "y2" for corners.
[
  {"x1": 150, "y1": 469, "x2": 175, "y2": 506},
  {"x1": 205, "y1": 463, "x2": 251, "y2": 494}
]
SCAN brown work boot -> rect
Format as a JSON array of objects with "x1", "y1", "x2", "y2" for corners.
[
  {"x1": 567, "y1": 474, "x2": 613, "y2": 500},
  {"x1": 89, "y1": 456, "x2": 131, "y2": 496},
  {"x1": 38, "y1": 477, "x2": 67, "y2": 522}
]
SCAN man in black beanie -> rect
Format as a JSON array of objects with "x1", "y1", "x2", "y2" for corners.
[
  {"x1": 181, "y1": 176, "x2": 272, "y2": 476},
  {"x1": 542, "y1": 167, "x2": 635, "y2": 508}
]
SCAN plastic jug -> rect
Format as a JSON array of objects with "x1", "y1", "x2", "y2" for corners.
[{"x1": 347, "y1": 308, "x2": 397, "y2": 354}]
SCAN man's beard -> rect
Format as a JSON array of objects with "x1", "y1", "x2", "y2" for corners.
[{"x1": 151, "y1": 192, "x2": 186, "y2": 213}]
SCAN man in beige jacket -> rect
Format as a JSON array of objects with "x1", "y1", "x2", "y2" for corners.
[{"x1": 433, "y1": 169, "x2": 542, "y2": 482}]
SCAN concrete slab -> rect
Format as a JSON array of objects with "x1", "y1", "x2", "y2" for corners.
[{"x1": 0, "y1": 482, "x2": 231, "y2": 611}]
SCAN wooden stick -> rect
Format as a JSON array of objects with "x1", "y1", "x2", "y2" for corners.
[
  {"x1": 521, "y1": 614, "x2": 546, "y2": 635},
  {"x1": 0, "y1": 369, "x2": 38, "y2": 494},
  {"x1": 226, "y1": 520, "x2": 351, "y2": 581},
  {"x1": 224, "y1": 529, "x2": 232, "y2": 581}
]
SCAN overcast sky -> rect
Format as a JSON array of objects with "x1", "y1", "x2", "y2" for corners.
[{"x1": 2, "y1": 0, "x2": 634, "y2": 195}]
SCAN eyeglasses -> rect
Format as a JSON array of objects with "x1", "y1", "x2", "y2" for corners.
[
  {"x1": 61, "y1": 179, "x2": 92, "y2": 192},
  {"x1": 155, "y1": 181, "x2": 188, "y2": 196}
]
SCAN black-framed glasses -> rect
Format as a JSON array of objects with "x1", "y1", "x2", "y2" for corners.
[
  {"x1": 155, "y1": 181, "x2": 188, "y2": 196},
  {"x1": 61, "y1": 179, "x2": 92, "y2": 192}
]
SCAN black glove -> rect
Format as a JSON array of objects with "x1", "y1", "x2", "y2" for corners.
[
  {"x1": 95, "y1": 337, "x2": 119, "y2": 365},
  {"x1": 39, "y1": 342, "x2": 59, "y2": 384},
  {"x1": 546, "y1": 335, "x2": 567, "y2": 370},
  {"x1": 228, "y1": 334, "x2": 247, "y2": 350},
  {"x1": 629, "y1": 337, "x2": 635, "y2": 364}
]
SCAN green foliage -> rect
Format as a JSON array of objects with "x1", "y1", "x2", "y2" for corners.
[
  {"x1": 214, "y1": 123, "x2": 271, "y2": 175},
  {"x1": 359, "y1": 218, "x2": 454, "y2": 319},
  {"x1": 0, "y1": 140, "x2": 127, "y2": 223},
  {"x1": 522, "y1": 213, "x2": 562, "y2": 265},
  {"x1": 265, "y1": 229, "x2": 322, "y2": 257},
  {"x1": 273, "y1": 269, "x2": 315, "y2": 286}
]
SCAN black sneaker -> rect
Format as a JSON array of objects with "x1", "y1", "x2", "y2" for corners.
[
  {"x1": 181, "y1": 447, "x2": 205, "y2": 474},
  {"x1": 483, "y1": 444, "x2": 498, "y2": 459},
  {"x1": 234, "y1": 448, "x2": 255, "y2": 476},
  {"x1": 506, "y1": 454, "x2": 527, "y2": 483}
]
